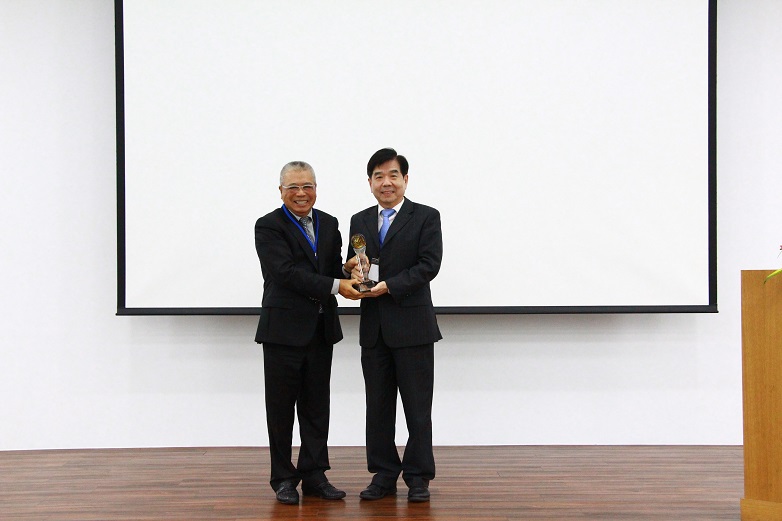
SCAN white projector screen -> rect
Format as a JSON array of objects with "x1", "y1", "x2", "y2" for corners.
[{"x1": 116, "y1": 0, "x2": 717, "y2": 314}]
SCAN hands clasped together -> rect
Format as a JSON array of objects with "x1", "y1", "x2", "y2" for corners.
[{"x1": 337, "y1": 254, "x2": 388, "y2": 300}]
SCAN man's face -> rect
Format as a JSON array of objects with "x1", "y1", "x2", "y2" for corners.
[
  {"x1": 369, "y1": 158, "x2": 408, "y2": 209},
  {"x1": 280, "y1": 168, "x2": 317, "y2": 217}
]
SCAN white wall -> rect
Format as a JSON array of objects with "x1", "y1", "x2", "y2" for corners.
[{"x1": 1, "y1": 0, "x2": 780, "y2": 450}]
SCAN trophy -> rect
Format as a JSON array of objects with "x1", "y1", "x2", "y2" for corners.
[{"x1": 350, "y1": 233, "x2": 376, "y2": 292}]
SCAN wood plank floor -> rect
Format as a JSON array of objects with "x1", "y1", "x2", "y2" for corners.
[{"x1": 0, "y1": 446, "x2": 743, "y2": 520}]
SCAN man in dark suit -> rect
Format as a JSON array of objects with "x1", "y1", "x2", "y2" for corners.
[
  {"x1": 347, "y1": 148, "x2": 443, "y2": 503},
  {"x1": 254, "y1": 161, "x2": 362, "y2": 504}
]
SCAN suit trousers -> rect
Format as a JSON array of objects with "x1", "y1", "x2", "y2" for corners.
[
  {"x1": 361, "y1": 334, "x2": 435, "y2": 488},
  {"x1": 263, "y1": 316, "x2": 333, "y2": 490}
]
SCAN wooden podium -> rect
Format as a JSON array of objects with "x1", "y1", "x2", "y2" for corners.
[{"x1": 741, "y1": 270, "x2": 782, "y2": 520}]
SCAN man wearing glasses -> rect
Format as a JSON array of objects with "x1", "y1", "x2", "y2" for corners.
[{"x1": 254, "y1": 161, "x2": 363, "y2": 504}]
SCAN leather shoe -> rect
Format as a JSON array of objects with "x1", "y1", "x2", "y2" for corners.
[
  {"x1": 275, "y1": 481, "x2": 299, "y2": 505},
  {"x1": 359, "y1": 483, "x2": 397, "y2": 500},
  {"x1": 302, "y1": 481, "x2": 346, "y2": 500},
  {"x1": 408, "y1": 486, "x2": 430, "y2": 502}
]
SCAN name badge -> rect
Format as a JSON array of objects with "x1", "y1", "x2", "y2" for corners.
[{"x1": 368, "y1": 259, "x2": 380, "y2": 282}]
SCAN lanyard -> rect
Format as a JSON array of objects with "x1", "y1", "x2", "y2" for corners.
[{"x1": 282, "y1": 205, "x2": 319, "y2": 255}]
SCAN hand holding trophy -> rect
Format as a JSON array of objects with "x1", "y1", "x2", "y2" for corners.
[{"x1": 350, "y1": 233, "x2": 376, "y2": 292}]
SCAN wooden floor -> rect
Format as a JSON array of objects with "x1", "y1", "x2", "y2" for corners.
[{"x1": 0, "y1": 446, "x2": 743, "y2": 520}]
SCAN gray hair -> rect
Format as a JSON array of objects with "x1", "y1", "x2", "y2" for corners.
[{"x1": 279, "y1": 161, "x2": 316, "y2": 185}]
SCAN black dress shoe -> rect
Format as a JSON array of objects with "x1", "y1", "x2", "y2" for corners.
[
  {"x1": 302, "y1": 481, "x2": 346, "y2": 500},
  {"x1": 359, "y1": 483, "x2": 397, "y2": 500},
  {"x1": 408, "y1": 486, "x2": 430, "y2": 502},
  {"x1": 275, "y1": 481, "x2": 299, "y2": 505}
]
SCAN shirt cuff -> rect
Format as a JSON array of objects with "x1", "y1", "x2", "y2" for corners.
[{"x1": 331, "y1": 278, "x2": 340, "y2": 295}]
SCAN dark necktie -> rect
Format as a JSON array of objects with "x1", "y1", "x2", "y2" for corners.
[
  {"x1": 299, "y1": 216, "x2": 315, "y2": 243},
  {"x1": 299, "y1": 215, "x2": 322, "y2": 312}
]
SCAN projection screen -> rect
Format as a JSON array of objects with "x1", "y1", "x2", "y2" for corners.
[{"x1": 116, "y1": 0, "x2": 717, "y2": 315}]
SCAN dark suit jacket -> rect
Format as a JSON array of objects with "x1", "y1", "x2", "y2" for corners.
[
  {"x1": 255, "y1": 207, "x2": 344, "y2": 346},
  {"x1": 347, "y1": 198, "x2": 443, "y2": 348}
]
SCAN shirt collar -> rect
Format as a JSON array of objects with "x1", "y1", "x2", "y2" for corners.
[
  {"x1": 285, "y1": 206, "x2": 313, "y2": 220},
  {"x1": 377, "y1": 198, "x2": 405, "y2": 217}
]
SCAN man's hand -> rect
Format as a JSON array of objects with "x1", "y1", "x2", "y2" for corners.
[
  {"x1": 344, "y1": 255, "x2": 359, "y2": 273},
  {"x1": 353, "y1": 254, "x2": 371, "y2": 280},
  {"x1": 338, "y1": 278, "x2": 364, "y2": 300},
  {"x1": 344, "y1": 254, "x2": 369, "y2": 281},
  {"x1": 351, "y1": 263, "x2": 365, "y2": 281},
  {"x1": 366, "y1": 281, "x2": 388, "y2": 297}
]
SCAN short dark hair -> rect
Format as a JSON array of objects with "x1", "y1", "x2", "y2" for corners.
[{"x1": 366, "y1": 148, "x2": 409, "y2": 178}]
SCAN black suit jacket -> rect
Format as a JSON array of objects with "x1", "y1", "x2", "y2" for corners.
[
  {"x1": 255, "y1": 207, "x2": 344, "y2": 346},
  {"x1": 347, "y1": 198, "x2": 443, "y2": 348}
]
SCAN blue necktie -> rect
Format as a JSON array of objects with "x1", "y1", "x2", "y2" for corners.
[{"x1": 379, "y1": 208, "x2": 395, "y2": 245}]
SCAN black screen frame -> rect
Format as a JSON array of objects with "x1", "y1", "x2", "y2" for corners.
[{"x1": 115, "y1": 0, "x2": 718, "y2": 316}]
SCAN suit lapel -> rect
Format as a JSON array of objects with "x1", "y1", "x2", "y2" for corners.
[
  {"x1": 314, "y1": 210, "x2": 332, "y2": 273},
  {"x1": 282, "y1": 207, "x2": 317, "y2": 268},
  {"x1": 361, "y1": 207, "x2": 381, "y2": 253},
  {"x1": 380, "y1": 199, "x2": 412, "y2": 248}
]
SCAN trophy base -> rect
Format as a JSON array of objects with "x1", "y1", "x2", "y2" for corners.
[{"x1": 354, "y1": 280, "x2": 376, "y2": 293}]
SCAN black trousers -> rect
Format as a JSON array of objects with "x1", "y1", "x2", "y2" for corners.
[
  {"x1": 263, "y1": 317, "x2": 333, "y2": 490},
  {"x1": 361, "y1": 335, "x2": 435, "y2": 488}
]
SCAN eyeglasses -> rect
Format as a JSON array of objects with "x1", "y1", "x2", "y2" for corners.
[{"x1": 281, "y1": 184, "x2": 316, "y2": 193}]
